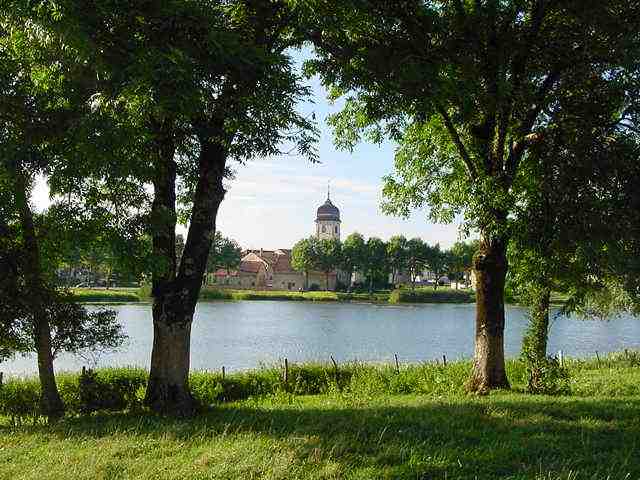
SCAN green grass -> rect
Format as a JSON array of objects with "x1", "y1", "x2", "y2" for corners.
[
  {"x1": 71, "y1": 288, "x2": 141, "y2": 303},
  {"x1": 72, "y1": 286, "x2": 475, "y2": 305},
  {"x1": 2, "y1": 353, "x2": 640, "y2": 479}
]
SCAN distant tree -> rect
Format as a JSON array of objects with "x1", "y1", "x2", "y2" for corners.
[
  {"x1": 314, "y1": 238, "x2": 342, "y2": 291},
  {"x1": 448, "y1": 241, "x2": 479, "y2": 288},
  {"x1": 386, "y1": 235, "x2": 408, "y2": 287},
  {"x1": 292, "y1": 237, "x2": 319, "y2": 290},
  {"x1": 341, "y1": 232, "x2": 367, "y2": 291},
  {"x1": 305, "y1": 0, "x2": 640, "y2": 392},
  {"x1": 424, "y1": 244, "x2": 446, "y2": 290},
  {"x1": 363, "y1": 237, "x2": 387, "y2": 294},
  {"x1": 206, "y1": 232, "x2": 242, "y2": 277},
  {"x1": 405, "y1": 238, "x2": 426, "y2": 291}
]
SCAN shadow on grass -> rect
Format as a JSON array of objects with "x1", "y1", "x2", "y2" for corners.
[{"x1": 4, "y1": 395, "x2": 640, "y2": 479}]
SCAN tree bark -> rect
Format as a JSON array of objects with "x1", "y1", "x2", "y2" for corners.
[
  {"x1": 145, "y1": 125, "x2": 227, "y2": 416},
  {"x1": 467, "y1": 234, "x2": 510, "y2": 393},
  {"x1": 13, "y1": 167, "x2": 64, "y2": 419}
]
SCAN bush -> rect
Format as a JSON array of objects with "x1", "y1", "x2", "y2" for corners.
[
  {"x1": 525, "y1": 357, "x2": 571, "y2": 395},
  {"x1": 199, "y1": 288, "x2": 233, "y2": 300},
  {"x1": 77, "y1": 367, "x2": 147, "y2": 413}
]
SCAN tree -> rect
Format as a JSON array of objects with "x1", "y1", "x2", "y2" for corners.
[
  {"x1": 386, "y1": 235, "x2": 408, "y2": 287},
  {"x1": 510, "y1": 122, "x2": 640, "y2": 392},
  {"x1": 424, "y1": 244, "x2": 446, "y2": 290},
  {"x1": 362, "y1": 237, "x2": 387, "y2": 294},
  {"x1": 0, "y1": 4, "x2": 130, "y2": 418},
  {"x1": 448, "y1": 241, "x2": 479, "y2": 288},
  {"x1": 206, "y1": 232, "x2": 242, "y2": 277},
  {"x1": 405, "y1": 238, "x2": 426, "y2": 290},
  {"x1": 304, "y1": 0, "x2": 640, "y2": 392},
  {"x1": 341, "y1": 232, "x2": 367, "y2": 291},
  {"x1": 314, "y1": 238, "x2": 341, "y2": 291},
  {"x1": 292, "y1": 237, "x2": 319, "y2": 290},
  {"x1": 61, "y1": 0, "x2": 318, "y2": 415}
]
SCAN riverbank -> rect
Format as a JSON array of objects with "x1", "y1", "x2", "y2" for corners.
[
  {"x1": 1, "y1": 353, "x2": 639, "y2": 479},
  {"x1": 71, "y1": 286, "x2": 475, "y2": 304}
]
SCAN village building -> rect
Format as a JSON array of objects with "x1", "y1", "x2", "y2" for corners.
[{"x1": 206, "y1": 191, "x2": 342, "y2": 291}]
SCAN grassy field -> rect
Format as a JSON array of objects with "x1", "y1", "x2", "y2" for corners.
[{"x1": 2, "y1": 354, "x2": 640, "y2": 479}]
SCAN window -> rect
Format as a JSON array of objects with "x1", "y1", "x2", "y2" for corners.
[
  {"x1": 334, "y1": 226, "x2": 338, "y2": 234},
  {"x1": 322, "y1": 225, "x2": 326, "y2": 233}
]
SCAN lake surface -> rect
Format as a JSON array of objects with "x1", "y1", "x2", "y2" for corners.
[{"x1": 3, "y1": 301, "x2": 640, "y2": 376}]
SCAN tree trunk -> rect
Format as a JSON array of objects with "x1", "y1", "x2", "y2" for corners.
[
  {"x1": 34, "y1": 315, "x2": 64, "y2": 419},
  {"x1": 325, "y1": 271, "x2": 329, "y2": 291},
  {"x1": 369, "y1": 271, "x2": 373, "y2": 294},
  {"x1": 467, "y1": 234, "x2": 510, "y2": 393},
  {"x1": 146, "y1": 294, "x2": 195, "y2": 416},
  {"x1": 145, "y1": 126, "x2": 227, "y2": 416},
  {"x1": 13, "y1": 167, "x2": 64, "y2": 419}
]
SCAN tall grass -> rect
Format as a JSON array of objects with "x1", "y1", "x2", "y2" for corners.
[{"x1": 2, "y1": 352, "x2": 639, "y2": 422}]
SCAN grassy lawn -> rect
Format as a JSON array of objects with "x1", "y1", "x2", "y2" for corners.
[
  {"x1": 2, "y1": 355, "x2": 640, "y2": 479},
  {"x1": 2, "y1": 392, "x2": 639, "y2": 479}
]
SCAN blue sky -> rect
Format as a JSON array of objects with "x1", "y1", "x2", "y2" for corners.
[
  {"x1": 33, "y1": 49, "x2": 464, "y2": 250},
  {"x1": 215, "y1": 49, "x2": 462, "y2": 250}
]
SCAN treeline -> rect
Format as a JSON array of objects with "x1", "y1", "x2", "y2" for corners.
[{"x1": 292, "y1": 234, "x2": 478, "y2": 292}]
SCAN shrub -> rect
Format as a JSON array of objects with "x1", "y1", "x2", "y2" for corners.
[
  {"x1": 0, "y1": 378, "x2": 41, "y2": 424},
  {"x1": 199, "y1": 288, "x2": 233, "y2": 300},
  {"x1": 78, "y1": 367, "x2": 147, "y2": 413}
]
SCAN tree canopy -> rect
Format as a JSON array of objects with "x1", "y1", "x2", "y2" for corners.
[{"x1": 304, "y1": 0, "x2": 640, "y2": 392}]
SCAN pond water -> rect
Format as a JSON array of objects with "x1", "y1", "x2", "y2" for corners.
[{"x1": 3, "y1": 301, "x2": 640, "y2": 376}]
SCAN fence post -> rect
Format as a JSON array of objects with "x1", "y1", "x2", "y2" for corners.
[
  {"x1": 284, "y1": 358, "x2": 289, "y2": 389},
  {"x1": 222, "y1": 366, "x2": 225, "y2": 380},
  {"x1": 394, "y1": 353, "x2": 400, "y2": 374},
  {"x1": 330, "y1": 355, "x2": 340, "y2": 391},
  {"x1": 595, "y1": 351, "x2": 601, "y2": 368},
  {"x1": 442, "y1": 354, "x2": 447, "y2": 367},
  {"x1": 0, "y1": 372, "x2": 3, "y2": 387}
]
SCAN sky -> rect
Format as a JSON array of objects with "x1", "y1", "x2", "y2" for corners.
[{"x1": 32, "y1": 49, "x2": 465, "y2": 250}]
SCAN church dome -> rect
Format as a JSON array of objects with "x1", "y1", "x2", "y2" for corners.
[{"x1": 316, "y1": 197, "x2": 340, "y2": 222}]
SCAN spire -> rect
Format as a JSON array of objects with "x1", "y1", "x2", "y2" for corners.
[{"x1": 327, "y1": 179, "x2": 331, "y2": 201}]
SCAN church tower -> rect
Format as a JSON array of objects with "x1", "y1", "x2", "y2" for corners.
[{"x1": 315, "y1": 185, "x2": 341, "y2": 241}]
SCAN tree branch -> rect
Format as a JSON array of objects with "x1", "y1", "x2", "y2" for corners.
[
  {"x1": 436, "y1": 103, "x2": 477, "y2": 180},
  {"x1": 504, "y1": 68, "x2": 561, "y2": 178}
]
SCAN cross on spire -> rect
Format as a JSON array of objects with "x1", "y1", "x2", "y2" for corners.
[{"x1": 327, "y1": 180, "x2": 331, "y2": 200}]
